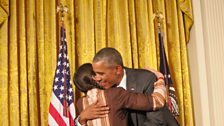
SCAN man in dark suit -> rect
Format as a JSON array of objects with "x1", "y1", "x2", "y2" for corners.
[{"x1": 77, "y1": 47, "x2": 178, "y2": 126}]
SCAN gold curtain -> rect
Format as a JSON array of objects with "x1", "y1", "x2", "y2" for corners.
[{"x1": 0, "y1": 0, "x2": 194, "y2": 125}]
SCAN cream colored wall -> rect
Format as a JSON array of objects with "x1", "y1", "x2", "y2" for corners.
[{"x1": 188, "y1": 0, "x2": 224, "y2": 126}]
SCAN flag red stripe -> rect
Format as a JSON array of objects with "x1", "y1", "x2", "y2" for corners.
[
  {"x1": 49, "y1": 103, "x2": 67, "y2": 126},
  {"x1": 69, "y1": 112, "x2": 74, "y2": 126}
]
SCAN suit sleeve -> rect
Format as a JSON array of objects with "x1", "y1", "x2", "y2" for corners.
[
  {"x1": 106, "y1": 87, "x2": 154, "y2": 111},
  {"x1": 106, "y1": 87, "x2": 165, "y2": 111}
]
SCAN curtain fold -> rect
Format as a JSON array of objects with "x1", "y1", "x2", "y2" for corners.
[
  {"x1": 0, "y1": 0, "x2": 8, "y2": 25},
  {"x1": 0, "y1": 2, "x2": 9, "y2": 125},
  {"x1": 18, "y1": 0, "x2": 28, "y2": 125},
  {"x1": 0, "y1": 0, "x2": 194, "y2": 125}
]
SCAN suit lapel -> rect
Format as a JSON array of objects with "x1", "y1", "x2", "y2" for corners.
[
  {"x1": 125, "y1": 68, "x2": 137, "y2": 92},
  {"x1": 125, "y1": 68, "x2": 139, "y2": 126}
]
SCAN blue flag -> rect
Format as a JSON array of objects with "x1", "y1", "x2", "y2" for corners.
[{"x1": 159, "y1": 31, "x2": 179, "y2": 117}]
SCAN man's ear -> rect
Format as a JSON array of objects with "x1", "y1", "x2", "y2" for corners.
[{"x1": 116, "y1": 65, "x2": 123, "y2": 74}]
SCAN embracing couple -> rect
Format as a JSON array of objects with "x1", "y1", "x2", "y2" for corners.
[{"x1": 73, "y1": 47, "x2": 179, "y2": 126}]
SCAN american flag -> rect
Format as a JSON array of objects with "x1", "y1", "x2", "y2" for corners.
[
  {"x1": 48, "y1": 25, "x2": 76, "y2": 126},
  {"x1": 158, "y1": 31, "x2": 179, "y2": 117}
]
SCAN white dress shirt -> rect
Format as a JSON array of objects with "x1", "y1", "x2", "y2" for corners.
[{"x1": 117, "y1": 69, "x2": 127, "y2": 90}]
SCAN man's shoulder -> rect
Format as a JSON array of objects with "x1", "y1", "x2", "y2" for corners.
[
  {"x1": 125, "y1": 67, "x2": 155, "y2": 76},
  {"x1": 124, "y1": 67, "x2": 157, "y2": 85}
]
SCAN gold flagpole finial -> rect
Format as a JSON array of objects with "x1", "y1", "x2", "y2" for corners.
[
  {"x1": 57, "y1": 3, "x2": 68, "y2": 22},
  {"x1": 153, "y1": 11, "x2": 164, "y2": 31}
]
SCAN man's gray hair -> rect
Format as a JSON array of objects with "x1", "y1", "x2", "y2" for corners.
[{"x1": 93, "y1": 47, "x2": 123, "y2": 67}]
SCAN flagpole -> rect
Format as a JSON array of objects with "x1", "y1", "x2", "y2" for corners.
[
  {"x1": 154, "y1": 12, "x2": 180, "y2": 123},
  {"x1": 154, "y1": 12, "x2": 170, "y2": 103},
  {"x1": 57, "y1": 3, "x2": 69, "y2": 117},
  {"x1": 48, "y1": 3, "x2": 76, "y2": 126}
]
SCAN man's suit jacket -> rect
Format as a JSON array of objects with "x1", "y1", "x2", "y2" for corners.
[
  {"x1": 76, "y1": 87, "x2": 155, "y2": 126},
  {"x1": 125, "y1": 67, "x2": 179, "y2": 126}
]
